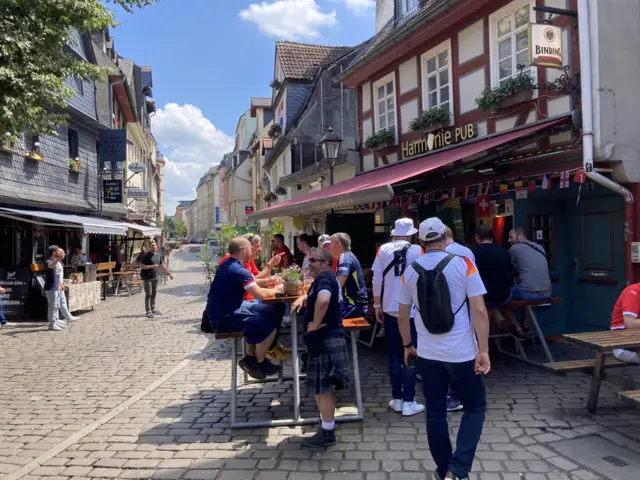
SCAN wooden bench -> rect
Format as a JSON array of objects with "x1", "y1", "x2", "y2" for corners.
[
  {"x1": 542, "y1": 356, "x2": 625, "y2": 373},
  {"x1": 618, "y1": 390, "x2": 640, "y2": 407}
]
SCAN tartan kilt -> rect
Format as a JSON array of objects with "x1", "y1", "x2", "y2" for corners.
[{"x1": 306, "y1": 335, "x2": 351, "y2": 395}]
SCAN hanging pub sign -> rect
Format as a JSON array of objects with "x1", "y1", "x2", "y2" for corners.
[
  {"x1": 402, "y1": 124, "x2": 476, "y2": 159},
  {"x1": 99, "y1": 129, "x2": 127, "y2": 169},
  {"x1": 529, "y1": 24, "x2": 563, "y2": 69},
  {"x1": 103, "y1": 179, "x2": 123, "y2": 203}
]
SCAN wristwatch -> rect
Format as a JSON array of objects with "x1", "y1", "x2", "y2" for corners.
[{"x1": 403, "y1": 342, "x2": 413, "y2": 349}]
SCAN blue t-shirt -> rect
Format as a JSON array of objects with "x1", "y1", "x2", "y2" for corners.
[
  {"x1": 336, "y1": 251, "x2": 368, "y2": 309},
  {"x1": 44, "y1": 258, "x2": 59, "y2": 291},
  {"x1": 304, "y1": 271, "x2": 343, "y2": 334},
  {"x1": 207, "y1": 258, "x2": 255, "y2": 326}
]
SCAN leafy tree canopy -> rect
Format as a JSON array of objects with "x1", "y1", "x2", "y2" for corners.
[{"x1": 174, "y1": 220, "x2": 187, "y2": 237}]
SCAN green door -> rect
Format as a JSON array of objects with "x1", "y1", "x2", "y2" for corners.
[{"x1": 564, "y1": 194, "x2": 625, "y2": 332}]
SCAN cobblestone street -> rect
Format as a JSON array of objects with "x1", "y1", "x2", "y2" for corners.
[{"x1": 3, "y1": 250, "x2": 640, "y2": 480}]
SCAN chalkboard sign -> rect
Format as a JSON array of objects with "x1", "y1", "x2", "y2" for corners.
[
  {"x1": 99, "y1": 129, "x2": 127, "y2": 168},
  {"x1": 103, "y1": 180, "x2": 123, "y2": 203},
  {"x1": 0, "y1": 269, "x2": 29, "y2": 316}
]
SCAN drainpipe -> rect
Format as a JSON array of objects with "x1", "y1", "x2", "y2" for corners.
[{"x1": 578, "y1": 0, "x2": 635, "y2": 284}]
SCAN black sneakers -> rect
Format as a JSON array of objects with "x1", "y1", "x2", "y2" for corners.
[
  {"x1": 238, "y1": 356, "x2": 266, "y2": 380},
  {"x1": 259, "y1": 360, "x2": 281, "y2": 376},
  {"x1": 302, "y1": 428, "x2": 337, "y2": 448}
]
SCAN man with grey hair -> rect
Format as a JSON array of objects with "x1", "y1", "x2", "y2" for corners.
[{"x1": 329, "y1": 233, "x2": 368, "y2": 319}]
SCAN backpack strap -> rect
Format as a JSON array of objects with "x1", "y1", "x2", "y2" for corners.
[
  {"x1": 412, "y1": 255, "x2": 467, "y2": 315},
  {"x1": 381, "y1": 244, "x2": 411, "y2": 303}
]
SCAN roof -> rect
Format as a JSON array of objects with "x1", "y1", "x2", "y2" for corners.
[
  {"x1": 251, "y1": 97, "x2": 271, "y2": 108},
  {"x1": 276, "y1": 41, "x2": 353, "y2": 80}
]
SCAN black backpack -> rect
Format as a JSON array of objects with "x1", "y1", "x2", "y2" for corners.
[
  {"x1": 380, "y1": 244, "x2": 410, "y2": 303},
  {"x1": 411, "y1": 254, "x2": 467, "y2": 334}
]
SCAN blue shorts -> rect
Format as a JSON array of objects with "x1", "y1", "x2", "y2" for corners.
[
  {"x1": 216, "y1": 302, "x2": 285, "y2": 345},
  {"x1": 511, "y1": 286, "x2": 551, "y2": 301},
  {"x1": 342, "y1": 303, "x2": 368, "y2": 319}
]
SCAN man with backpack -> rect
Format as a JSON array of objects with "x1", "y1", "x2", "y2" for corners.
[
  {"x1": 398, "y1": 217, "x2": 491, "y2": 480},
  {"x1": 372, "y1": 218, "x2": 425, "y2": 417}
]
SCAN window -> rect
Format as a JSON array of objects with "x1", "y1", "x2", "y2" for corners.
[
  {"x1": 400, "y1": 0, "x2": 420, "y2": 18},
  {"x1": 421, "y1": 40, "x2": 453, "y2": 115},
  {"x1": 527, "y1": 214, "x2": 554, "y2": 266},
  {"x1": 373, "y1": 74, "x2": 396, "y2": 136},
  {"x1": 490, "y1": 1, "x2": 535, "y2": 85},
  {"x1": 68, "y1": 128, "x2": 79, "y2": 159},
  {"x1": 72, "y1": 76, "x2": 83, "y2": 95}
]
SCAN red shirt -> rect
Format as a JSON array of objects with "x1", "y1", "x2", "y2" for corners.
[
  {"x1": 218, "y1": 254, "x2": 259, "y2": 301},
  {"x1": 611, "y1": 283, "x2": 640, "y2": 330}
]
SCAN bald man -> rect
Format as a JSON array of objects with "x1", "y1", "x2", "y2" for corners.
[
  {"x1": 207, "y1": 237, "x2": 285, "y2": 380},
  {"x1": 444, "y1": 226, "x2": 475, "y2": 263}
]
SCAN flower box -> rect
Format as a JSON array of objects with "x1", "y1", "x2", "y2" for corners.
[
  {"x1": 68, "y1": 158, "x2": 81, "y2": 172},
  {"x1": 500, "y1": 89, "x2": 534, "y2": 108}
]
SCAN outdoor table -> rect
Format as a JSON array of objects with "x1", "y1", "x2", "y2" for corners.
[
  {"x1": 96, "y1": 272, "x2": 111, "y2": 300},
  {"x1": 563, "y1": 330, "x2": 640, "y2": 413},
  {"x1": 225, "y1": 294, "x2": 369, "y2": 429},
  {"x1": 111, "y1": 270, "x2": 137, "y2": 295}
]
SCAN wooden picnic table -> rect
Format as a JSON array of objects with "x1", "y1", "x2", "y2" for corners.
[
  {"x1": 111, "y1": 270, "x2": 139, "y2": 295},
  {"x1": 563, "y1": 330, "x2": 640, "y2": 413},
  {"x1": 96, "y1": 272, "x2": 111, "y2": 300}
]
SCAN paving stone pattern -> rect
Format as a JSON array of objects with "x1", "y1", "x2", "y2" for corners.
[{"x1": 2, "y1": 250, "x2": 640, "y2": 479}]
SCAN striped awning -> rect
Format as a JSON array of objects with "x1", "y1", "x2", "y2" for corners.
[{"x1": 0, "y1": 208, "x2": 128, "y2": 235}]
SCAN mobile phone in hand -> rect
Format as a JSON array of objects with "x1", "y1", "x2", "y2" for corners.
[{"x1": 406, "y1": 354, "x2": 416, "y2": 368}]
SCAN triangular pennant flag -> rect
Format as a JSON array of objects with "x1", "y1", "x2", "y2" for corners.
[
  {"x1": 528, "y1": 180, "x2": 536, "y2": 192},
  {"x1": 559, "y1": 171, "x2": 570, "y2": 189},
  {"x1": 541, "y1": 173, "x2": 552, "y2": 189},
  {"x1": 500, "y1": 183, "x2": 508, "y2": 195},
  {"x1": 514, "y1": 180, "x2": 523, "y2": 192},
  {"x1": 574, "y1": 168, "x2": 586, "y2": 184}
]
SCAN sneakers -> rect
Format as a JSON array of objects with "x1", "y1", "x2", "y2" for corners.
[
  {"x1": 302, "y1": 428, "x2": 337, "y2": 448},
  {"x1": 238, "y1": 355, "x2": 266, "y2": 380},
  {"x1": 66, "y1": 316, "x2": 79, "y2": 321},
  {"x1": 146, "y1": 311, "x2": 154, "y2": 318},
  {"x1": 433, "y1": 472, "x2": 469, "y2": 480},
  {"x1": 153, "y1": 310, "x2": 162, "y2": 315},
  {"x1": 259, "y1": 359, "x2": 281, "y2": 377},
  {"x1": 433, "y1": 472, "x2": 443, "y2": 480},
  {"x1": 266, "y1": 344, "x2": 290, "y2": 361},
  {"x1": 402, "y1": 401, "x2": 426, "y2": 417},
  {"x1": 57, "y1": 320, "x2": 68, "y2": 328},
  {"x1": 49, "y1": 324, "x2": 63, "y2": 331},
  {"x1": 389, "y1": 399, "x2": 404, "y2": 413},
  {"x1": 446, "y1": 396, "x2": 463, "y2": 412}
]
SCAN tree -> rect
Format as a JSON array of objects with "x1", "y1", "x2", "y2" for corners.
[
  {"x1": 163, "y1": 215, "x2": 175, "y2": 236},
  {"x1": 174, "y1": 220, "x2": 187, "y2": 237},
  {"x1": 0, "y1": 0, "x2": 156, "y2": 136},
  {"x1": 211, "y1": 225, "x2": 239, "y2": 251}
]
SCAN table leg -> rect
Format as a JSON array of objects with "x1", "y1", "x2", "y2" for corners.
[
  {"x1": 231, "y1": 337, "x2": 238, "y2": 427},
  {"x1": 527, "y1": 306, "x2": 554, "y2": 363},
  {"x1": 291, "y1": 309, "x2": 301, "y2": 422},
  {"x1": 102, "y1": 278, "x2": 106, "y2": 301},
  {"x1": 351, "y1": 331, "x2": 364, "y2": 419},
  {"x1": 587, "y1": 352, "x2": 606, "y2": 414}
]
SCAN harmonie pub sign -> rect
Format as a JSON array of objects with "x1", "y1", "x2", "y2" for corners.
[{"x1": 402, "y1": 123, "x2": 476, "y2": 159}]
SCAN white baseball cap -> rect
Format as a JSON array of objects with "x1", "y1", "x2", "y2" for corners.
[
  {"x1": 419, "y1": 217, "x2": 446, "y2": 242},
  {"x1": 318, "y1": 234, "x2": 331, "y2": 246},
  {"x1": 391, "y1": 218, "x2": 418, "y2": 237}
]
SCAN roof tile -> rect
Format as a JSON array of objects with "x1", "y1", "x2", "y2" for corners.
[{"x1": 277, "y1": 41, "x2": 353, "y2": 81}]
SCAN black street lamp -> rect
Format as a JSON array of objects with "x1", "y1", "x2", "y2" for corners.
[{"x1": 319, "y1": 126, "x2": 343, "y2": 186}]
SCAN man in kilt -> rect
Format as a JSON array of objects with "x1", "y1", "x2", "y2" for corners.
[{"x1": 293, "y1": 247, "x2": 351, "y2": 448}]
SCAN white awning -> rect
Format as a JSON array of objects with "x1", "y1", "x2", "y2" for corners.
[
  {"x1": 0, "y1": 207, "x2": 129, "y2": 236},
  {"x1": 120, "y1": 222, "x2": 162, "y2": 238}
]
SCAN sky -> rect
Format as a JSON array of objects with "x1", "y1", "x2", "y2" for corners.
[{"x1": 112, "y1": 0, "x2": 376, "y2": 215}]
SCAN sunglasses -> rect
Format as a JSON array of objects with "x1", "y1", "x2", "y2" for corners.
[{"x1": 308, "y1": 258, "x2": 326, "y2": 264}]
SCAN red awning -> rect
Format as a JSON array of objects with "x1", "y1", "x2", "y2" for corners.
[{"x1": 250, "y1": 116, "x2": 570, "y2": 221}]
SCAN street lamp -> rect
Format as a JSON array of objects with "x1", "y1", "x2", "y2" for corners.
[{"x1": 319, "y1": 126, "x2": 343, "y2": 186}]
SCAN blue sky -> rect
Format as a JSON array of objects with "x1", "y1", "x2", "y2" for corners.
[{"x1": 112, "y1": 0, "x2": 376, "y2": 213}]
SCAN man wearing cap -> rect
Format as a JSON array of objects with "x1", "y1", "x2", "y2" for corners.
[
  {"x1": 372, "y1": 218, "x2": 425, "y2": 417},
  {"x1": 329, "y1": 233, "x2": 368, "y2": 319},
  {"x1": 398, "y1": 218, "x2": 490, "y2": 480},
  {"x1": 318, "y1": 234, "x2": 338, "y2": 272}
]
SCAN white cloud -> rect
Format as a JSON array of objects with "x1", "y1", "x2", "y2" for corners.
[
  {"x1": 342, "y1": 0, "x2": 375, "y2": 15},
  {"x1": 239, "y1": 0, "x2": 338, "y2": 41},
  {"x1": 152, "y1": 103, "x2": 234, "y2": 215}
]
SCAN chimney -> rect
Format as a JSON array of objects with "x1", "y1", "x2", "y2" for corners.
[{"x1": 376, "y1": 0, "x2": 395, "y2": 33}]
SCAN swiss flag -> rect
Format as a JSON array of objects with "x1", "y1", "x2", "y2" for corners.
[
  {"x1": 476, "y1": 194, "x2": 492, "y2": 218},
  {"x1": 574, "y1": 168, "x2": 587, "y2": 184}
]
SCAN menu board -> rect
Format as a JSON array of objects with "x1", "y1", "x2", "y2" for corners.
[{"x1": 0, "y1": 269, "x2": 29, "y2": 316}]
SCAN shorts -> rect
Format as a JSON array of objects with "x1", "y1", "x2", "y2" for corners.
[
  {"x1": 485, "y1": 296, "x2": 512, "y2": 309},
  {"x1": 342, "y1": 303, "x2": 368, "y2": 319},
  {"x1": 216, "y1": 302, "x2": 285, "y2": 345},
  {"x1": 306, "y1": 335, "x2": 351, "y2": 395},
  {"x1": 511, "y1": 286, "x2": 551, "y2": 301}
]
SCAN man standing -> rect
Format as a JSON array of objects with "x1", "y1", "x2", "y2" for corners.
[
  {"x1": 330, "y1": 233, "x2": 368, "y2": 319},
  {"x1": 271, "y1": 234, "x2": 293, "y2": 269},
  {"x1": 44, "y1": 246, "x2": 64, "y2": 331},
  {"x1": 55, "y1": 248, "x2": 77, "y2": 327},
  {"x1": 293, "y1": 247, "x2": 350, "y2": 448},
  {"x1": 208, "y1": 237, "x2": 285, "y2": 380},
  {"x1": 296, "y1": 234, "x2": 315, "y2": 271},
  {"x1": 508, "y1": 227, "x2": 552, "y2": 300},
  {"x1": 444, "y1": 226, "x2": 475, "y2": 262},
  {"x1": 140, "y1": 242, "x2": 172, "y2": 318},
  {"x1": 372, "y1": 218, "x2": 425, "y2": 416},
  {"x1": 398, "y1": 218, "x2": 490, "y2": 480}
]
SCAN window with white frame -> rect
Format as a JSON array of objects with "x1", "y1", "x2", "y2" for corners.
[
  {"x1": 421, "y1": 41, "x2": 453, "y2": 115},
  {"x1": 374, "y1": 75, "x2": 396, "y2": 135},
  {"x1": 492, "y1": 1, "x2": 533, "y2": 84}
]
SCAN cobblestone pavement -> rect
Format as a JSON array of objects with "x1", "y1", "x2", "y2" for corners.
[{"x1": 2, "y1": 250, "x2": 640, "y2": 480}]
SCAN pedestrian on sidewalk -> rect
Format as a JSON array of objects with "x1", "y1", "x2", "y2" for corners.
[
  {"x1": 293, "y1": 247, "x2": 350, "y2": 448},
  {"x1": 55, "y1": 248, "x2": 78, "y2": 328},
  {"x1": 0, "y1": 286, "x2": 7, "y2": 327},
  {"x1": 398, "y1": 218, "x2": 491, "y2": 480},
  {"x1": 140, "y1": 241, "x2": 172, "y2": 318},
  {"x1": 44, "y1": 245, "x2": 66, "y2": 331},
  {"x1": 371, "y1": 218, "x2": 425, "y2": 417}
]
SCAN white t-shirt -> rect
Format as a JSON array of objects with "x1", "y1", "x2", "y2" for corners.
[
  {"x1": 398, "y1": 250, "x2": 486, "y2": 362},
  {"x1": 372, "y1": 240, "x2": 422, "y2": 317},
  {"x1": 56, "y1": 262, "x2": 64, "y2": 286},
  {"x1": 446, "y1": 241, "x2": 475, "y2": 262}
]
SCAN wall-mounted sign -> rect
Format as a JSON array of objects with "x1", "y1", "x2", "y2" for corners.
[
  {"x1": 128, "y1": 162, "x2": 146, "y2": 173},
  {"x1": 127, "y1": 188, "x2": 149, "y2": 198},
  {"x1": 402, "y1": 124, "x2": 476, "y2": 159},
  {"x1": 99, "y1": 129, "x2": 127, "y2": 168},
  {"x1": 529, "y1": 24, "x2": 562, "y2": 69},
  {"x1": 215, "y1": 206, "x2": 220, "y2": 224},
  {"x1": 103, "y1": 180, "x2": 123, "y2": 203},
  {"x1": 129, "y1": 213, "x2": 147, "y2": 220},
  {"x1": 245, "y1": 205, "x2": 254, "y2": 215}
]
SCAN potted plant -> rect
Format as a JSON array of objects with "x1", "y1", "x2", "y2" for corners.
[
  {"x1": 281, "y1": 264, "x2": 302, "y2": 296},
  {"x1": 264, "y1": 191, "x2": 278, "y2": 203},
  {"x1": 68, "y1": 157, "x2": 81, "y2": 172},
  {"x1": 476, "y1": 75, "x2": 534, "y2": 113},
  {"x1": 25, "y1": 141, "x2": 42, "y2": 161},
  {"x1": 364, "y1": 129, "x2": 395, "y2": 151},
  {"x1": 409, "y1": 106, "x2": 451, "y2": 133},
  {"x1": 268, "y1": 123, "x2": 282, "y2": 139},
  {"x1": 269, "y1": 79, "x2": 282, "y2": 90},
  {"x1": 275, "y1": 185, "x2": 287, "y2": 196}
]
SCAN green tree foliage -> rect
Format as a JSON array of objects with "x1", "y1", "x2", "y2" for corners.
[
  {"x1": 0, "y1": 0, "x2": 156, "y2": 136},
  {"x1": 163, "y1": 215, "x2": 175, "y2": 236},
  {"x1": 211, "y1": 225, "x2": 239, "y2": 251},
  {"x1": 174, "y1": 220, "x2": 187, "y2": 237}
]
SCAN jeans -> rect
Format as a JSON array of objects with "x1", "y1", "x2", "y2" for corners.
[
  {"x1": 45, "y1": 290, "x2": 72, "y2": 327},
  {"x1": 0, "y1": 297, "x2": 6, "y2": 325},
  {"x1": 214, "y1": 302, "x2": 285, "y2": 345},
  {"x1": 143, "y1": 279, "x2": 158, "y2": 312},
  {"x1": 511, "y1": 285, "x2": 551, "y2": 301},
  {"x1": 418, "y1": 357, "x2": 486, "y2": 479},
  {"x1": 384, "y1": 313, "x2": 417, "y2": 402}
]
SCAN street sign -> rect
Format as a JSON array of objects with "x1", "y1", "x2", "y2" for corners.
[
  {"x1": 99, "y1": 129, "x2": 127, "y2": 169},
  {"x1": 103, "y1": 180, "x2": 123, "y2": 203},
  {"x1": 215, "y1": 206, "x2": 220, "y2": 224},
  {"x1": 127, "y1": 188, "x2": 149, "y2": 198},
  {"x1": 128, "y1": 162, "x2": 146, "y2": 173},
  {"x1": 245, "y1": 205, "x2": 254, "y2": 215}
]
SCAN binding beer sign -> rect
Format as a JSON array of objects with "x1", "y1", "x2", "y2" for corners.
[
  {"x1": 529, "y1": 24, "x2": 562, "y2": 69},
  {"x1": 401, "y1": 124, "x2": 476, "y2": 159}
]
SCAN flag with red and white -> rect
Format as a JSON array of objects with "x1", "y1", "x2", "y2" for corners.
[
  {"x1": 559, "y1": 171, "x2": 570, "y2": 189},
  {"x1": 574, "y1": 168, "x2": 587, "y2": 184},
  {"x1": 541, "y1": 173, "x2": 552, "y2": 190}
]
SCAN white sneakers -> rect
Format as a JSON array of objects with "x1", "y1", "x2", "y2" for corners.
[
  {"x1": 49, "y1": 323, "x2": 63, "y2": 331},
  {"x1": 388, "y1": 399, "x2": 426, "y2": 416}
]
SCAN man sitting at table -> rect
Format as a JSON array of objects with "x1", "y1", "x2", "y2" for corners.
[
  {"x1": 508, "y1": 227, "x2": 552, "y2": 300},
  {"x1": 329, "y1": 232, "x2": 368, "y2": 319},
  {"x1": 208, "y1": 237, "x2": 285, "y2": 380},
  {"x1": 293, "y1": 247, "x2": 350, "y2": 448},
  {"x1": 611, "y1": 283, "x2": 640, "y2": 364}
]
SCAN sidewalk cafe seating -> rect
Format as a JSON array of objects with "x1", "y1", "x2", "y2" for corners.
[
  {"x1": 96, "y1": 262, "x2": 116, "y2": 300},
  {"x1": 120, "y1": 263, "x2": 143, "y2": 295}
]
